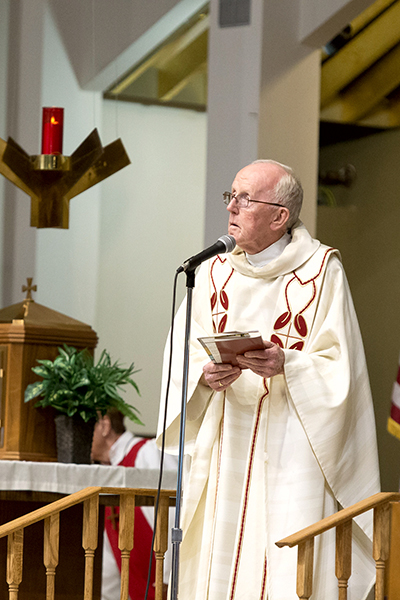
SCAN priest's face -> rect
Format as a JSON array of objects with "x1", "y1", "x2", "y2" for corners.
[{"x1": 227, "y1": 163, "x2": 288, "y2": 254}]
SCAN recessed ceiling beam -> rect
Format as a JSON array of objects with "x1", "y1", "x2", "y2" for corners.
[
  {"x1": 157, "y1": 31, "x2": 208, "y2": 100},
  {"x1": 109, "y1": 14, "x2": 209, "y2": 95},
  {"x1": 321, "y1": 0, "x2": 395, "y2": 63},
  {"x1": 321, "y1": 0, "x2": 400, "y2": 106},
  {"x1": 321, "y1": 41, "x2": 400, "y2": 122},
  {"x1": 350, "y1": 0, "x2": 396, "y2": 36},
  {"x1": 357, "y1": 87, "x2": 400, "y2": 127},
  {"x1": 160, "y1": 62, "x2": 207, "y2": 102},
  {"x1": 158, "y1": 14, "x2": 209, "y2": 68}
]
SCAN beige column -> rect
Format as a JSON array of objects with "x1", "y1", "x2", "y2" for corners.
[
  {"x1": 204, "y1": 0, "x2": 264, "y2": 245},
  {"x1": 258, "y1": 1, "x2": 321, "y2": 235}
]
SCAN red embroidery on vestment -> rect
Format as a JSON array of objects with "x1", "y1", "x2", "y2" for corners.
[
  {"x1": 272, "y1": 248, "x2": 335, "y2": 350},
  {"x1": 208, "y1": 404, "x2": 226, "y2": 588},
  {"x1": 274, "y1": 311, "x2": 291, "y2": 330},
  {"x1": 210, "y1": 256, "x2": 234, "y2": 333},
  {"x1": 218, "y1": 314, "x2": 228, "y2": 333},
  {"x1": 271, "y1": 334, "x2": 284, "y2": 348},
  {"x1": 229, "y1": 382, "x2": 269, "y2": 600},
  {"x1": 259, "y1": 553, "x2": 268, "y2": 600}
]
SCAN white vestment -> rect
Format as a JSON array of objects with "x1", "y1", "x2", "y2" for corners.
[{"x1": 157, "y1": 222, "x2": 380, "y2": 600}]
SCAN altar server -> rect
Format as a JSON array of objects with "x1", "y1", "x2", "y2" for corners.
[{"x1": 91, "y1": 409, "x2": 177, "y2": 600}]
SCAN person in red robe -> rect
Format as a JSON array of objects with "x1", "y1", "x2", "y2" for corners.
[{"x1": 91, "y1": 409, "x2": 177, "y2": 600}]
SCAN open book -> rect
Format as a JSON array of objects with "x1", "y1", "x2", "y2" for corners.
[{"x1": 198, "y1": 330, "x2": 264, "y2": 366}]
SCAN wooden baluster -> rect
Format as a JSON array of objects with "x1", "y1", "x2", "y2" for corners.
[
  {"x1": 154, "y1": 494, "x2": 170, "y2": 600},
  {"x1": 385, "y1": 501, "x2": 400, "y2": 598},
  {"x1": 296, "y1": 538, "x2": 314, "y2": 600},
  {"x1": 7, "y1": 529, "x2": 23, "y2": 600},
  {"x1": 119, "y1": 493, "x2": 135, "y2": 600},
  {"x1": 44, "y1": 513, "x2": 60, "y2": 600},
  {"x1": 335, "y1": 520, "x2": 352, "y2": 600},
  {"x1": 373, "y1": 502, "x2": 391, "y2": 600},
  {"x1": 82, "y1": 495, "x2": 99, "y2": 600}
]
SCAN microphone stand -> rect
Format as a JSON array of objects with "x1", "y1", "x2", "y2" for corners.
[{"x1": 170, "y1": 267, "x2": 195, "y2": 600}]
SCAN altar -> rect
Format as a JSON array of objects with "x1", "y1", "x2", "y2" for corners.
[{"x1": 0, "y1": 461, "x2": 177, "y2": 600}]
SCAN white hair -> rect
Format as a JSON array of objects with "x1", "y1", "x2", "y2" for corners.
[{"x1": 252, "y1": 159, "x2": 303, "y2": 229}]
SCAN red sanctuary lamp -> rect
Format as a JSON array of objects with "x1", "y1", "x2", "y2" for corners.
[
  {"x1": 0, "y1": 106, "x2": 130, "y2": 228},
  {"x1": 41, "y1": 107, "x2": 64, "y2": 155}
]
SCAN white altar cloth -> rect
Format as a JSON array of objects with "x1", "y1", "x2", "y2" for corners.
[{"x1": 0, "y1": 460, "x2": 177, "y2": 495}]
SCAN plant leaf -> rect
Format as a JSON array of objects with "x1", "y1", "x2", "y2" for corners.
[
  {"x1": 24, "y1": 381, "x2": 45, "y2": 402},
  {"x1": 25, "y1": 344, "x2": 141, "y2": 425}
]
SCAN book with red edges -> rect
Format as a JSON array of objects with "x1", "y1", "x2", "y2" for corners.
[{"x1": 198, "y1": 330, "x2": 264, "y2": 366}]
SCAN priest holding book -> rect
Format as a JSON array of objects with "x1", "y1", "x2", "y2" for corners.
[{"x1": 158, "y1": 159, "x2": 380, "y2": 600}]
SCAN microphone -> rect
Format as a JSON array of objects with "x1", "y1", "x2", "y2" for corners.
[{"x1": 177, "y1": 235, "x2": 236, "y2": 273}]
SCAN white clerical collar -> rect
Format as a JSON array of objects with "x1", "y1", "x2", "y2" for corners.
[
  {"x1": 109, "y1": 430, "x2": 136, "y2": 466},
  {"x1": 246, "y1": 232, "x2": 292, "y2": 267}
]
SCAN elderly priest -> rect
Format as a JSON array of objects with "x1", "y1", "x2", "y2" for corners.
[{"x1": 157, "y1": 160, "x2": 380, "y2": 600}]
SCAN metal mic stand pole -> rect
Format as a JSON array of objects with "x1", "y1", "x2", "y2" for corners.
[{"x1": 170, "y1": 267, "x2": 195, "y2": 600}]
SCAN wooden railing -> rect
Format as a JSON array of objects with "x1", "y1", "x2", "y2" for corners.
[
  {"x1": 276, "y1": 492, "x2": 400, "y2": 600},
  {"x1": 0, "y1": 486, "x2": 175, "y2": 600}
]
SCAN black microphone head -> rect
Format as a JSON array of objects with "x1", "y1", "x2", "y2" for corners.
[
  {"x1": 218, "y1": 234, "x2": 236, "y2": 253},
  {"x1": 177, "y1": 234, "x2": 236, "y2": 274}
]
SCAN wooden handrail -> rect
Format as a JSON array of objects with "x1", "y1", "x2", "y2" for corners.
[
  {"x1": 0, "y1": 486, "x2": 101, "y2": 539},
  {"x1": 0, "y1": 486, "x2": 175, "y2": 539},
  {"x1": 276, "y1": 492, "x2": 400, "y2": 548},
  {"x1": 0, "y1": 486, "x2": 176, "y2": 600},
  {"x1": 275, "y1": 492, "x2": 400, "y2": 600}
]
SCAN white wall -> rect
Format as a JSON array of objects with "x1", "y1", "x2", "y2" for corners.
[
  {"x1": 35, "y1": 5, "x2": 103, "y2": 326},
  {"x1": 96, "y1": 100, "x2": 207, "y2": 435},
  {"x1": 0, "y1": 0, "x2": 102, "y2": 315}
]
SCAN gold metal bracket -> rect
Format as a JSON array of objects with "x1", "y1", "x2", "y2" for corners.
[{"x1": 0, "y1": 129, "x2": 130, "y2": 228}]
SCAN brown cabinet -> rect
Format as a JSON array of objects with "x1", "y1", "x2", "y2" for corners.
[{"x1": 0, "y1": 298, "x2": 97, "y2": 461}]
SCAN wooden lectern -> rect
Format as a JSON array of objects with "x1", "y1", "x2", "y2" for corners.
[{"x1": 0, "y1": 280, "x2": 98, "y2": 461}]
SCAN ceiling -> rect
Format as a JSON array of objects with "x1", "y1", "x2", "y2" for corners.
[
  {"x1": 104, "y1": 0, "x2": 400, "y2": 146},
  {"x1": 104, "y1": 5, "x2": 209, "y2": 112}
]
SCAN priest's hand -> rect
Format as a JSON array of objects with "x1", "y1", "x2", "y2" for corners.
[
  {"x1": 201, "y1": 361, "x2": 242, "y2": 391},
  {"x1": 236, "y1": 340, "x2": 285, "y2": 378}
]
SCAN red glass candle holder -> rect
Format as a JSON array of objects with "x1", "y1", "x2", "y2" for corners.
[{"x1": 41, "y1": 107, "x2": 64, "y2": 155}]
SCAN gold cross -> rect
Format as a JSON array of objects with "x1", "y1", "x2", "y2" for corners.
[{"x1": 22, "y1": 278, "x2": 37, "y2": 301}]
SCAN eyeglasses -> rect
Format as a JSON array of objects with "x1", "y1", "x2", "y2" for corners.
[{"x1": 223, "y1": 191, "x2": 284, "y2": 209}]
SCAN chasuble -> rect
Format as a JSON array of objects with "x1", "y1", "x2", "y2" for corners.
[{"x1": 157, "y1": 221, "x2": 380, "y2": 600}]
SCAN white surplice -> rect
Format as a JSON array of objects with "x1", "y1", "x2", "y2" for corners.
[{"x1": 157, "y1": 221, "x2": 380, "y2": 600}]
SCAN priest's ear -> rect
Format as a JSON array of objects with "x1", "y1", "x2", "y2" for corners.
[
  {"x1": 270, "y1": 206, "x2": 290, "y2": 232},
  {"x1": 98, "y1": 414, "x2": 112, "y2": 437}
]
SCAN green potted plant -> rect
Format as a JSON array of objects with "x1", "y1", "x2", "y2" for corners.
[{"x1": 24, "y1": 344, "x2": 143, "y2": 463}]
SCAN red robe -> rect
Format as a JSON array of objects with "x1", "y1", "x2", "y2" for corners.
[{"x1": 104, "y1": 439, "x2": 156, "y2": 600}]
